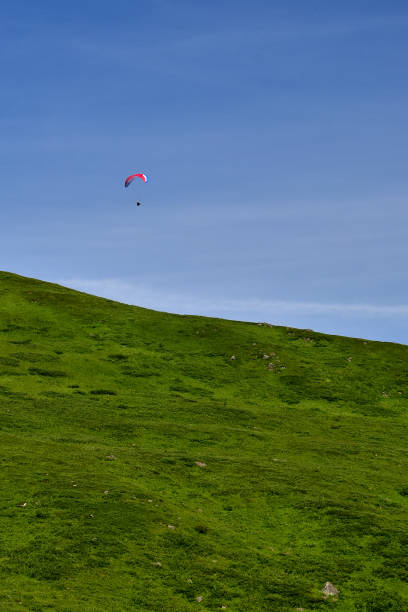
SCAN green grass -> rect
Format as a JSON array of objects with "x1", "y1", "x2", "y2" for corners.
[{"x1": 0, "y1": 270, "x2": 407, "y2": 611}]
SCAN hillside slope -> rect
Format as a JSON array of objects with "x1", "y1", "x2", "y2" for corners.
[{"x1": 0, "y1": 271, "x2": 408, "y2": 611}]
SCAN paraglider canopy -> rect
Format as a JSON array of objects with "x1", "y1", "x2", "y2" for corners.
[{"x1": 124, "y1": 173, "x2": 148, "y2": 187}]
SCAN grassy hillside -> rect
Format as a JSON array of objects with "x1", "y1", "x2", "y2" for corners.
[{"x1": 0, "y1": 271, "x2": 408, "y2": 611}]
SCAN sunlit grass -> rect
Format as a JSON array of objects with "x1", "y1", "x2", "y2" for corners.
[{"x1": 0, "y1": 271, "x2": 407, "y2": 611}]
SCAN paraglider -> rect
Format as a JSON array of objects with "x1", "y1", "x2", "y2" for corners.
[{"x1": 124, "y1": 173, "x2": 148, "y2": 206}]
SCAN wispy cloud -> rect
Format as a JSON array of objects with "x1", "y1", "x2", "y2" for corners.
[
  {"x1": 58, "y1": 277, "x2": 408, "y2": 320},
  {"x1": 64, "y1": 14, "x2": 408, "y2": 73}
]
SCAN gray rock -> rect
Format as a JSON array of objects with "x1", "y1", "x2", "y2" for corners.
[{"x1": 322, "y1": 582, "x2": 339, "y2": 599}]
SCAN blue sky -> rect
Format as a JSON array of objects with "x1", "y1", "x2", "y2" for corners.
[{"x1": 1, "y1": 0, "x2": 407, "y2": 343}]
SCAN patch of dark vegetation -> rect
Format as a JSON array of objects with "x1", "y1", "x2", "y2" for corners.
[
  {"x1": 9, "y1": 540, "x2": 73, "y2": 581},
  {"x1": 0, "y1": 384, "x2": 28, "y2": 398},
  {"x1": 90, "y1": 389, "x2": 117, "y2": 395},
  {"x1": 355, "y1": 587, "x2": 408, "y2": 611},
  {"x1": 0, "y1": 356, "x2": 19, "y2": 367},
  {"x1": 28, "y1": 367, "x2": 67, "y2": 377},
  {"x1": 312, "y1": 338, "x2": 330, "y2": 347},
  {"x1": 121, "y1": 367, "x2": 159, "y2": 378},
  {"x1": 40, "y1": 391, "x2": 69, "y2": 398},
  {"x1": 108, "y1": 353, "x2": 129, "y2": 361},
  {"x1": 13, "y1": 352, "x2": 58, "y2": 363},
  {"x1": 276, "y1": 371, "x2": 383, "y2": 409},
  {"x1": 1, "y1": 324, "x2": 25, "y2": 332},
  {"x1": 103, "y1": 423, "x2": 135, "y2": 439},
  {"x1": 35, "y1": 511, "x2": 48, "y2": 519},
  {"x1": 354, "y1": 404, "x2": 399, "y2": 417},
  {"x1": 0, "y1": 370, "x2": 24, "y2": 377}
]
